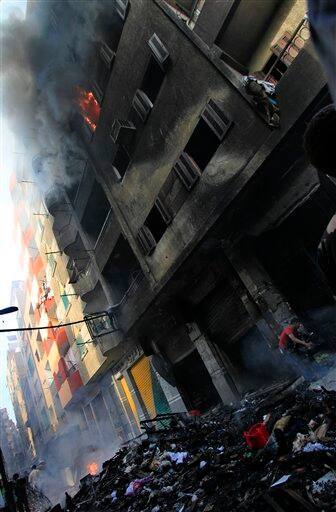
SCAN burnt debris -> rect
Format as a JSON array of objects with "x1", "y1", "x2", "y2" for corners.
[{"x1": 56, "y1": 379, "x2": 336, "y2": 512}]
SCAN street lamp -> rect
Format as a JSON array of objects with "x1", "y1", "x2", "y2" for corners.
[{"x1": 0, "y1": 305, "x2": 18, "y2": 512}]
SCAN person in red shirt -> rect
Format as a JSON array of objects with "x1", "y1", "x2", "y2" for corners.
[{"x1": 278, "y1": 320, "x2": 312, "y2": 352}]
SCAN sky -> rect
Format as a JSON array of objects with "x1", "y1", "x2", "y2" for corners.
[{"x1": 0, "y1": 0, "x2": 27, "y2": 420}]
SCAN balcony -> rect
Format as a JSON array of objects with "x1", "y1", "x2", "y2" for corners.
[
  {"x1": 109, "y1": 270, "x2": 148, "y2": 333},
  {"x1": 94, "y1": 210, "x2": 121, "y2": 271},
  {"x1": 71, "y1": 262, "x2": 98, "y2": 297},
  {"x1": 57, "y1": 222, "x2": 78, "y2": 251},
  {"x1": 96, "y1": 330, "x2": 124, "y2": 358}
]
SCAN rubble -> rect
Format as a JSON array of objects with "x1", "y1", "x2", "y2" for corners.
[{"x1": 61, "y1": 378, "x2": 336, "y2": 512}]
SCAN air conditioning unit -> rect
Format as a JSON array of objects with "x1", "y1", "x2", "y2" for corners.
[
  {"x1": 116, "y1": 0, "x2": 129, "y2": 20},
  {"x1": 137, "y1": 226, "x2": 156, "y2": 256},
  {"x1": 148, "y1": 33, "x2": 170, "y2": 69},
  {"x1": 173, "y1": 152, "x2": 201, "y2": 191},
  {"x1": 110, "y1": 119, "x2": 136, "y2": 145},
  {"x1": 201, "y1": 99, "x2": 232, "y2": 141},
  {"x1": 132, "y1": 90, "x2": 153, "y2": 123}
]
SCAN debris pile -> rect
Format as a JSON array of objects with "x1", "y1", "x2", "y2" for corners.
[{"x1": 63, "y1": 379, "x2": 336, "y2": 511}]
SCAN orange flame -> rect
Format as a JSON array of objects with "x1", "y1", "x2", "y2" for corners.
[
  {"x1": 87, "y1": 461, "x2": 99, "y2": 476},
  {"x1": 76, "y1": 87, "x2": 101, "y2": 132}
]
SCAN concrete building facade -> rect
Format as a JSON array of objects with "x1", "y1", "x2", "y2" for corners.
[
  {"x1": 7, "y1": 0, "x2": 336, "y2": 483},
  {"x1": 53, "y1": 0, "x2": 335, "y2": 410}
]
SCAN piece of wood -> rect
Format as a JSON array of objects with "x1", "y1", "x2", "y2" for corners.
[
  {"x1": 283, "y1": 489, "x2": 316, "y2": 511},
  {"x1": 264, "y1": 493, "x2": 287, "y2": 512}
]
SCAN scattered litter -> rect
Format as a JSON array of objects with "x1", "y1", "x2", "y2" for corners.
[
  {"x1": 54, "y1": 379, "x2": 336, "y2": 512},
  {"x1": 271, "y1": 474, "x2": 291, "y2": 488}
]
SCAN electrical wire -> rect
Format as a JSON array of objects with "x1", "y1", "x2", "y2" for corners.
[{"x1": 0, "y1": 313, "x2": 105, "y2": 333}]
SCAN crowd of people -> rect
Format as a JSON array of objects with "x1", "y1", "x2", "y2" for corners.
[{"x1": 0, "y1": 462, "x2": 51, "y2": 512}]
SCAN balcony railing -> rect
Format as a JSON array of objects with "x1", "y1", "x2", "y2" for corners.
[{"x1": 264, "y1": 16, "x2": 310, "y2": 83}]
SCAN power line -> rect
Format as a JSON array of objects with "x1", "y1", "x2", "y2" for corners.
[{"x1": 0, "y1": 314, "x2": 105, "y2": 333}]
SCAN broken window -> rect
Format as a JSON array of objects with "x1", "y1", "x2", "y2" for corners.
[
  {"x1": 141, "y1": 57, "x2": 165, "y2": 104},
  {"x1": 185, "y1": 118, "x2": 220, "y2": 172},
  {"x1": 81, "y1": 180, "x2": 111, "y2": 246},
  {"x1": 144, "y1": 199, "x2": 171, "y2": 244},
  {"x1": 102, "y1": 235, "x2": 141, "y2": 302},
  {"x1": 174, "y1": 99, "x2": 232, "y2": 190},
  {"x1": 113, "y1": 145, "x2": 131, "y2": 179}
]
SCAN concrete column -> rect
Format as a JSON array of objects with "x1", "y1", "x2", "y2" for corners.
[
  {"x1": 153, "y1": 368, "x2": 187, "y2": 413},
  {"x1": 188, "y1": 323, "x2": 239, "y2": 405},
  {"x1": 225, "y1": 244, "x2": 295, "y2": 343}
]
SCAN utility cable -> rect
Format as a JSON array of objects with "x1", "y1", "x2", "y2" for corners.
[{"x1": 0, "y1": 313, "x2": 105, "y2": 333}]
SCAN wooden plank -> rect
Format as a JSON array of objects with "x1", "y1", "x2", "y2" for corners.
[
  {"x1": 264, "y1": 494, "x2": 287, "y2": 512},
  {"x1": 283, "y1": 489, "x2": 316, "y2": 512}
]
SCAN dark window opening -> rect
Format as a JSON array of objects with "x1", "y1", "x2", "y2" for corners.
[
  {"x1": 174, "y1": 350, "x2": 221, "y2": 412},
  {"x1": 96, "y1": 8, "x2": 124, "y2": 53},
  {"x1": 65, "y1": 233, "x2": 89, "y2": 273},
  {"x1": 81, "y1": 181, "x2": 110, "y2": 246},
  {"x1": 141, "y1": 57, "x2": 165, "y2": 104},
  {"x1": 95, "y1": 58, "x2": 110, "y2": 97},
  {"x1": 113, "y1": 145, "x2": 131, "y2": 179},
  {"x1": 144, "y1": 203, "x2": 169, "y2": 243},
  {"x1": 175, "y1": 0, "x2": 198, "y2": 17},
  {"x1": 83, "y1": 281, "x2": 108, "y2": 315},
  {"x1": 262, "y1": 53, "x2": 288, "y2": 82},
  {"x1": 185, "y1": 117, "x2": 221, "y2": 171},
  {"x1": 102, "y1": 235, "x2": 141, "y2": 302}
]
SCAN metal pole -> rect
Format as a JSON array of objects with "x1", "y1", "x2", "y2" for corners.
[{"x1": 265, "y1": 15, "x2": 308, "y2": 81}]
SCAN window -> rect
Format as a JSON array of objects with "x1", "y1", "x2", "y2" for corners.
[
  {"x1": 35, "y1": 350, "x2": 40, "y2": 363},
  {"x1": 185, "y1": 118, "x2": 220, "y2": 171},
  {"x1": 93, "y1": 43, "x2": 115, "y2": 102},
  {"x1": 81, "y1": 180, "x2": 111, "y2": 245},
  {"x1": 61, "y1": 294, "x2": 70, "y2": 311},
  {"x1": 141, "y1": 57, "x2": 165, "y2": 104},
  {"x1": 47, "y1": 253, "x2": 57, "y2": 277},
  {"x1": 173, "y1": 99, "x2": 231, "y2": 190},
  {"x1": 144, "y1": 199, "x2": 171, "y2": 243},
  {"x1": 41, "y1": 407, "x2": 50, "y2": 431},
  {"x1": 76, "y1": 334, "x2": 88, "y2": 361},
  {"x1": 113, "y1": 145, "x2": 131, "y2": 179},
  {"x1": 27, "y1": 354, "x2": 35, "y2": 377},
  {"x1": 102, "y1": 235, "x2": 141, "y2": 301}
]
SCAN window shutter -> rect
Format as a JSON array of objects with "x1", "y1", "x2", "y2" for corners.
[
  {"x1": 115, "y1": 0, "x2": 129, "y2": 20},
  {"x1": 173, "y1": 152, "x2": 201, "y2": 191},
  {"x1": 100, "y1": 42, "x2": 115, "y2": 68},
  {"x1": 148, "y1": 33, "x2": 170, "y2": 69},
  {"x1": 92, "y1": 82, "x2": 103, "y2": 105},
  {"x1": 155, "y1": 196, "x2": 172, "y2": 225},
  {"x1": 201, "y1": 99, "x2": 232, "y2": 141},
  {"x1": 132, "y1": 90, "x2": 153, "y2": 122},
  {"x1": 137, "y1": 226, "x2": 156, "y2": 256},
  {"x1": 110, "y1": 119, "x2": 136, "y2": 145}
]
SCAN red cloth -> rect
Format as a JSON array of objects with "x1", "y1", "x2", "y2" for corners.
[
  {"x1": 68, "y1": 370, "x2": 83, "y2": 395},
  {"x1": 278, "y1": 325, "x2": 294, "y2": 349}
]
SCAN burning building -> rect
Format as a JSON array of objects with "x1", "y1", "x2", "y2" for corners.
[{"x1": 4, "y1": 0, "x2": 336, "y2": 497}]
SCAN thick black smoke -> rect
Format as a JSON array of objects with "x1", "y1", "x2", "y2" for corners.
[{"x1": 1, "y1": 0, "x2": 115, "y2": 193}]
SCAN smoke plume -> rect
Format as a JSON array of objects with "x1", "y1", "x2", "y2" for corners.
[{"x1": 1, "y1": 0, "x2": 115, "y2": 193}]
